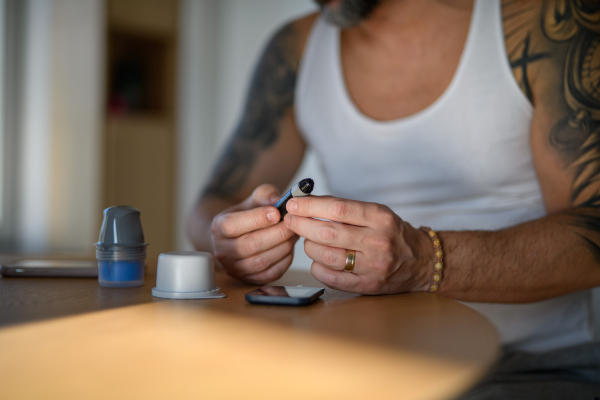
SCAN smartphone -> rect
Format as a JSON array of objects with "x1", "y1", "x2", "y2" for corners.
[
  {"x1": 245, "y1": 286, "x2": 325, "y2": 306},
  {"x1": 0, "y1": 259, "x2": 98, "y2": 278}
]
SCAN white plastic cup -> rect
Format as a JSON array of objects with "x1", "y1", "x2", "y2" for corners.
[{"x1": 151, "y1": 251, "x2": 225, "y2": 299}]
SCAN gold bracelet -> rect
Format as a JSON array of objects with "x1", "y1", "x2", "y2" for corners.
[{"x1": 419, "y1": 226, "x2": 444, "y2": 293}]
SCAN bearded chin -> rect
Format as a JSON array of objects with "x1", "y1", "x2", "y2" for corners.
[{"x1": 322, "y1": 0, "x2": 382, "y2": 28}]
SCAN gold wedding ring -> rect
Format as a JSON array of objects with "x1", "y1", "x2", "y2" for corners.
[{"x1": 344, "y1": 249, "x2": 356, "y2": 272}]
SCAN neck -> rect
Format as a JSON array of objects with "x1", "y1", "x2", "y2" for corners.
[{"x1": 350, "y1": 0, "x2": 474, "y2": 48}]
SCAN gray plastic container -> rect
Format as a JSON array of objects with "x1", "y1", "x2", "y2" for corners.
[{"x1": 95, "y1": 206, "x2": 147, "y2": 288}]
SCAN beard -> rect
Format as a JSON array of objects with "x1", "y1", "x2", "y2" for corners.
[{"x1": 315, "y1": 0, "x2": 382, "y2": 28}]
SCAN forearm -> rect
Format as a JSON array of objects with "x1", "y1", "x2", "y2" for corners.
[{"x1": 437, "y1": 208, "x2": 600, "y2": 303}]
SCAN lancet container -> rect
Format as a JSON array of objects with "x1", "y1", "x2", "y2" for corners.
[{"x1": 95, "y1": 206, "x2": 147, "y2": 288}]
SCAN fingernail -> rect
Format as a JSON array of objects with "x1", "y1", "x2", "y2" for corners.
[
  {"x1": 269, "y1": 194, "x2": 280, "y2": 204},
  {"x1": 284, "y1": 214, "x2": 291, "y2": 226},
  {"x1": 287, "y1": 199, "x2": 297, "y2": 212},
  {"x1": 267, "y1": 210, "x2": 279, "y2": 223}
]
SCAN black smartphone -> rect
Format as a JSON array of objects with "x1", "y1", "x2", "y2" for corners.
[
  {"x1": 245, "y1": 286, "x2": 325, "y2": 306},
  {"x1": 0, "y1": 260, "x2": 98, "y2": 278}
]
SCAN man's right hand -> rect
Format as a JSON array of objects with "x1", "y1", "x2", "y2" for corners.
[{"x1": 210, "y1": 184, "x2": 299, "y2": 284}]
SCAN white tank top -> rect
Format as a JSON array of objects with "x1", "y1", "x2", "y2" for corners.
[{"x1": 295, "y1": 0, "x2": 593, "y2": 352}]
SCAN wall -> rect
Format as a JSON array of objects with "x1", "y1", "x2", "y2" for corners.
[
  {"x1": 48, "y1": 0, "x2": 104, "y2": 252},
  {"x1": 16, "y1": 0, "x2": 53, "y2": 251},
  {"x1": 176, "y1": 0, "x2": 218, "y2": 254},
  {"x1": 8, "y1": 0, "x2": 104, "y2": 253}
]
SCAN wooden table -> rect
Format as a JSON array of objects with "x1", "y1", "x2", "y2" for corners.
[{"x1": 0, "y1": 256, "x2": 499, "y2": 400}]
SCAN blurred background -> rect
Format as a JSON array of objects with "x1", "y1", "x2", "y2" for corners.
[{"x1": 0, "y1": 0, "x2": 326, "y2": 270}]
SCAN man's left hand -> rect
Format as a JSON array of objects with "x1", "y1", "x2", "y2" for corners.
[{"x1": 284, "y1": 195, "x2": 432, "y2": 294}]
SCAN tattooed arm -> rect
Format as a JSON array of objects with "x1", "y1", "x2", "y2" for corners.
[
  {"x1": 187, "y1": 16, "x2": 315, "y2": 282},
  {"x1": 430, "y1": 0, "x2": 600, "y2": 302}
]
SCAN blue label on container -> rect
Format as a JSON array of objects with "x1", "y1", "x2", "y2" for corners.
[{"x1": 98, "y1": 260, "x2": 144, "y2": 288}]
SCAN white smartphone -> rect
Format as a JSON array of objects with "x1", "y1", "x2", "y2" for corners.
[{"x1": 0, "y1": 259, "x2": 98, "y2": 278}]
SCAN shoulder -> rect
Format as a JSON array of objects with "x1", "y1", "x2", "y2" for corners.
[
  {"x1": 502, "y1": 1, "x2": 600, "y2": 209},
  {"x1": 502, "y1": 0, "x2": 600, "y2": 110},
  {"x1": 260, "y1": 12, "x2": 319, "y2": 70},
  {"x1": 502, "y1": 0, "x2": 561, "y2": 106},
  {"x1": 285, "y1": 12, "x2": 319, "y2": 58},
  {"x1": 291, "y1": 12, "x2": 320, "y2": 42}
]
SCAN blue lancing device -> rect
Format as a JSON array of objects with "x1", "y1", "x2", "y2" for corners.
[{"x1": 274, "y1": 178, "x2": 314, "y2": 221}]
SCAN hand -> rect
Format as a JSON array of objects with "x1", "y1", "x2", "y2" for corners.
[
  {"x1": 283, "y1": 196, "x2": 432, "y2": 294},
  {"x1": 211, "y1": 184, "x2": 299, "y2": 284}
]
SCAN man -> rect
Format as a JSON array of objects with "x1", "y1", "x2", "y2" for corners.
[{"x1": 189, "y1": 0, "x2": 600, "y2": 397}]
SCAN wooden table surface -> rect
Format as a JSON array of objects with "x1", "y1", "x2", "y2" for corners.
[{"x1": 0, "y1": 255, "x2": 499, "y2": 400}]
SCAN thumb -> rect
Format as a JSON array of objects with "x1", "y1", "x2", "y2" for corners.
[{"x1": 245, "y1": 184, "x2": 281, "y2": 209}]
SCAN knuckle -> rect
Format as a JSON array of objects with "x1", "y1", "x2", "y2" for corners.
[
  {"x1": 376, "y1": 205, "x2": 395, "y2": 227},
  {"x1": 322, "y1": 249, "x2": 339, "y2": 266},
  {"x1": 288, "y1": 215, "x2": 306, "y2": 235},
  {"x1": 289, "y1": 215, "x2": 301, "y2": 231},
  {"x1": 251, "y1": 211, "x2": 267, "y2": 229},
  {"x1": 218, "y1": 214, "x2": 236, "y2": 237},
  {"x1": 210, "y1": 216, "x2": 221, "y2": 235},
  {"x1": 254, "y1": 184, "x2": 278, "y2": 203},
  {"x1": 240, "y1": 235, "x2": 260, "y2": 255},
  {"x1": 371, "y1": 259, "x2": 390, "y2": 275},
  {"x1": 313, "y1": 263, "x2": 339, "y2": 288},
  {"x1": 263, "y1": 266, "x2": 284, "y2": 282},
  {"x1": 252, "y1": 185, "x2": 266, "y2": 200},
  {"x1": 367, "y1": 279, "x2": 384, "y2": 293},
  {"x1": 318, "y1": 225, "x2": 338, "y2": 244},
  {"x1": 331, "y1": 200, "x2": 350, "y2": 220},
  {"x1": 372, "y1": 236, "x2": 394, "y2": 254},
  {"x1": 304, "y1": 239, "x2": 315, "y2": 257},
  {"x1": 247, "y1": 255, "x2": 269, "y2": 274},
  {"x1": 277, "y1": 223, "x2": 292, "y2": 242},
  {"x1": 324, "y1": 271, "x2": 340, "y2": 288},
  {"x1": 264, "y1": 258, "x2": 290, "y2": 282}
]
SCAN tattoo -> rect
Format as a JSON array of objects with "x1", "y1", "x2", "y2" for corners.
[
  {"x1": 542, "y1": 1, "x2": 600, "y2": 205},
  {"x1": 509, "y1": 33, "x2": 551, "y2": 102},
  {"x1": 504, "y1": 1, "x2": 552, "y2": 103},
  {"x1": 566, "y1": 209, "x2": 600, "y2": 263},
  {"x1": 532, "y1": 0, "x2": 600, "y2": 259},
  {"x1": 204, "y1": 23, "x2": 299, "y2": 198}
]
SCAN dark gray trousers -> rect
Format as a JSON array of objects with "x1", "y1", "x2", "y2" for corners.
[{"x1": 457, "y1": 342, "x2": 600, "y2": 400}]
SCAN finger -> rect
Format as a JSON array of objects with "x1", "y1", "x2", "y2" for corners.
[
  {"x1": 245, "y1": 184, "x2": 281, "y2": 208},
  {"x1": 234, "y1": 235, "x2": 299, "y2": 277},
  {"x1": 222, "y1": 222, "x2": 296, "y2": 260},
  {"x1": 304, "y1": 239, "x2": 364, "y2": 273},
  {"x1": 243, "y1": 254, "x2": 294, "y2": 285},
  {"x1": 310, "y1": 262, "x2": 364, "y2": 293},
  {"x1": 286, "y1": 196, "x2": 383, "y2": 227},
  {"x1": 284, "y1": 214, "x2": 366, "y2": 251},
  {"x1": 213, "y1": 206, "x2": 280, "y2": 238}
]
